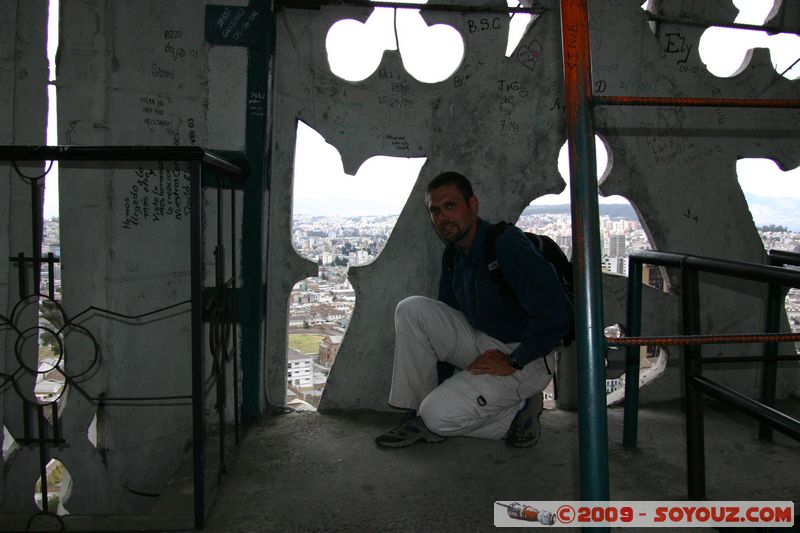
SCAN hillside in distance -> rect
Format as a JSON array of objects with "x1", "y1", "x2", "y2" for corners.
[
  {"x1": 522, "y1": 203, "x2": 638, "y2": 220},
  {"x1": 523, "y1": 198, "x2": 799, "y2": 232},
  {"x1": 740, "y1": 194, "x2": 800, "y2": 232}
]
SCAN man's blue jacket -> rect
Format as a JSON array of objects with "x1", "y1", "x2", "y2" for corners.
[{"x1": 437, "y1": 217, "x2": 573, "y2": 366}]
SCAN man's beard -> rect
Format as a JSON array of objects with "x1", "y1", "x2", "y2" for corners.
[{"x1": 438, "y1": 221, "x2": 471, "y2": 244}]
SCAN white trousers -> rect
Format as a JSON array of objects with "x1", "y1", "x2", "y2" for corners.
[{"x1": 389, "y1": 295, "x2": 555, "y2": 440}]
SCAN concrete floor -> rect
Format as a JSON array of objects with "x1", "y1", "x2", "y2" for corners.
[
  {"x1": 2, "y1": 399, "x2": 798, "y2": 532},
  {"x1": 202, "y1": 400, "x2": 799, "y2": 532}
]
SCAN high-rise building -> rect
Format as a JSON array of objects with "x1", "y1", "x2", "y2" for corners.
[{"x1": 608, "y1": 233, "x2": 626, "y2": 257}]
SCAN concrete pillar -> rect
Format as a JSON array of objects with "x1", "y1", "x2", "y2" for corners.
[
  {"x1": 267, "y1": 5, "x2": 569, "y2": 411},
  {"x1": 1, "y1": 0, "x2": 247, "y2": 514},
  {"x1": 0, "y1": 0, "x2": 50, "y2": 514}
]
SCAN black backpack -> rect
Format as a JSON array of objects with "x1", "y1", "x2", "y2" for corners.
[{"x1": 444, "y1": 221, "x2": 575, "y2": 347}]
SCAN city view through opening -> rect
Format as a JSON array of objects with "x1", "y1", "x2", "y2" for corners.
[{"x1": 285, "y1": 1, "x2": 800, "y2": 410}]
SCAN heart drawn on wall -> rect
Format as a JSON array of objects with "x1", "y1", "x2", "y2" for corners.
[{"x1": 516, "y1": 39, "x2": 543, "y2": 71}]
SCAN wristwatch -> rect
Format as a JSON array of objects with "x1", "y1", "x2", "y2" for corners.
[{"x1": 506, "y1": 353, "x2": 524, "y2": 370}]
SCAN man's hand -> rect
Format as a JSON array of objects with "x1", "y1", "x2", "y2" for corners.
[{"x1": 467, "y1": 349, "x2": 516, "y2": 376}]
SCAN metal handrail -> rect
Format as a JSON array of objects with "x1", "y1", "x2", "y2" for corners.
[
  {"x1": 629, "y1": 250, "x2": 800, "y2": 287},
  {"x1": 769, "y1": 249, "x2": 800, "y2": 268},
  {"x1": 644, "y1": 12, "x2": 800, "y2": 36},
  {"x1": 620, "y1": 249, "x2": 800, "y2": 500},
  {"x1": 0, "y1": 145, "x2": 243, "y2": 529},
  {"x1": 0, "y1": 145, "x2": 244, "y2": 176},
  {"x1": 594, "y1": 95, "x2": 800, "y2": 109},
  {"x1": 276, "y1": 0, "x2": 545, "y2": 14},
  {"x1": 608, "y1": 332, "x2": 800, "y2": 347},
  {"x1": 692, "y1": 376, "x2": 800, "y2": 442}
]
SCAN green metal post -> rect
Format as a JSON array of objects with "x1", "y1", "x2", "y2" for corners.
[
  {"x1": 682, "y1": 268, "x2": 705, "y2": 500},
  {"x1": 622, "y1": 259, "x2": 642, "y2": 448},
  {"x1": 205, "y1": 1, "x2": 274, "y2": 421},
  {"x1": 759, "y1": 281, "x2": 782, "y2": 441},
  {"x1": 239, "y1": 4, "x2": 272, "y2": 421},
  {"x1": 560, "y1": 0, "x2": 610, "y2": 506},
  {"x1": 205, "y1": 0, "x2": 275, "y2": 421},
  {"x1": 191, "y1": 161, "x2": 206, "y2": 528}
]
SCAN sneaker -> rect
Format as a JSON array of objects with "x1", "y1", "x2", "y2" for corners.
[
  {"x1": 506, "y1": 393, "x2": 543, "y2": 448},
  {"x1": 375, "y1": 413, "x2": 446, "y2": 448}
]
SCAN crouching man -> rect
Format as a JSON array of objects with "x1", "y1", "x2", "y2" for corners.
[{"x1": 375, "y1": 171, "x2": 572, "y2": 448}]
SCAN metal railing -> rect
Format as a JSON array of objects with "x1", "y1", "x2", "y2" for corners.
[
  {"x1": 610, "y1": 249, "x2": 800, "y2": 499},
  {"x1": 560, "y1": 0, "x2": 800, "y2": 511},
  {"x1": 0, "y1": 145, "x2": 244, "y2": 530}
]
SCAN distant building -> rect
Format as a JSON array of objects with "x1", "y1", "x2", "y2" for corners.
[
  {"x1": 556, "y1": 235, "x2": 572, "y2": 259},
  {"x1": 602, "y1": 256, "x2": 628, "y2": 276},
  {"x1": 643, "y1": 263, "x2": 665, "y2": 291},
  {"x1": 287, "y1": 349, "x2": 314, "y2": 390},
  {"x1": 34, "y1": 362, "x2": 65, "y2": 404},
  {"x1": 288, "y1": 314, "x2": 308, "y2": 328},
  {"x1": 325, "y1": 311, "x2": 346, "y2": 322},
  {"x1": 606, "y1": 377, "x2": 623, "y2": 394},
  {"x1": 608, "y1": 233, "x2": 626, "y2": 257},
  {"x1": 347, "y1": 249, "x2": 371, "y2": 266},
  {"x1": 289, "y1": 291, "x2": 314, "y2": 305},
  {"x1": 319, "y1": 335, "x2": 343, "y2": 367},
  {"x1": 332, "y1": 286, "x2": 355, "y2": 299},
  {"x1": 286, "y1": 396, "x2": 317, "y2": 412}
]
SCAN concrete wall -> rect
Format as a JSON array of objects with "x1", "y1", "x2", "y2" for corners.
[
  {"x1": 55, "y1": 0, "x2": 249, "y2": 513},
  {"x1": 267, "y1": 2, "x2": 568, "y2": 410},
  {"x1": 2, "y1": 0, "x2": 247, "y2": 515},
  {"x1": 265, "y1": 0, "x2": 799, "y2": 412},
  {"x1": 0, "y1": 2, "x2": 14, "y2": 504},
  {"x1": 0, "y1": 0, "x2": 50, "y2": 514}
]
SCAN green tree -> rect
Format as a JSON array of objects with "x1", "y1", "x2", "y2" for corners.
[
  {"x1": 759, "y1": 224, "x2": 788, "y2": 232},
  {"x1": 39, "y1": 299, "x2": 64, "y2": 353}
]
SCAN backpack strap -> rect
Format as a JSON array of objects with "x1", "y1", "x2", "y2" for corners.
[
  {"x1": 484, "y1": 221, "x2": 575, "y2": 349},
  {"x1": 484, "y1": 221, "x2": 514, "y2": 284}
]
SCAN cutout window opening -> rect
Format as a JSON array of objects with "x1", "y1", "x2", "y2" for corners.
[
  {"x1": 526, "y1": 135, "x2": 667, "y2": 405},
  {"x1": 737, "y1": 157, "x2": 800, "y2": 354},
  {"x1": 286, "y1": 121, "x2": 421, "y2": 409}
]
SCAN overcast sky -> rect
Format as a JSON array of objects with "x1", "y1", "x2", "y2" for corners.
[{"x1": 43, "y1": 0, "x2": 800, "y2": 220}]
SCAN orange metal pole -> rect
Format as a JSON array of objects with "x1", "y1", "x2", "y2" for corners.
[
  {"x1": 560, "y1": 0, "x2": 610, "y2": 504},
  {"x1": 607, "y1": 333, "x2": 800, "y2": 347},
  {"x1": 594, "y1": 95, "x2": 800, "y2": 109}
]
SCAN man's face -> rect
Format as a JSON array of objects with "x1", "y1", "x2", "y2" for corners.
[{"x1": 426, "y1": 184, "x2": 478, "y2": 245}]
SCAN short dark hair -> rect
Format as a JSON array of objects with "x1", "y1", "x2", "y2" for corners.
[{"x1": 426, "y1": 171, "x2": 474, "y2": 202}]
